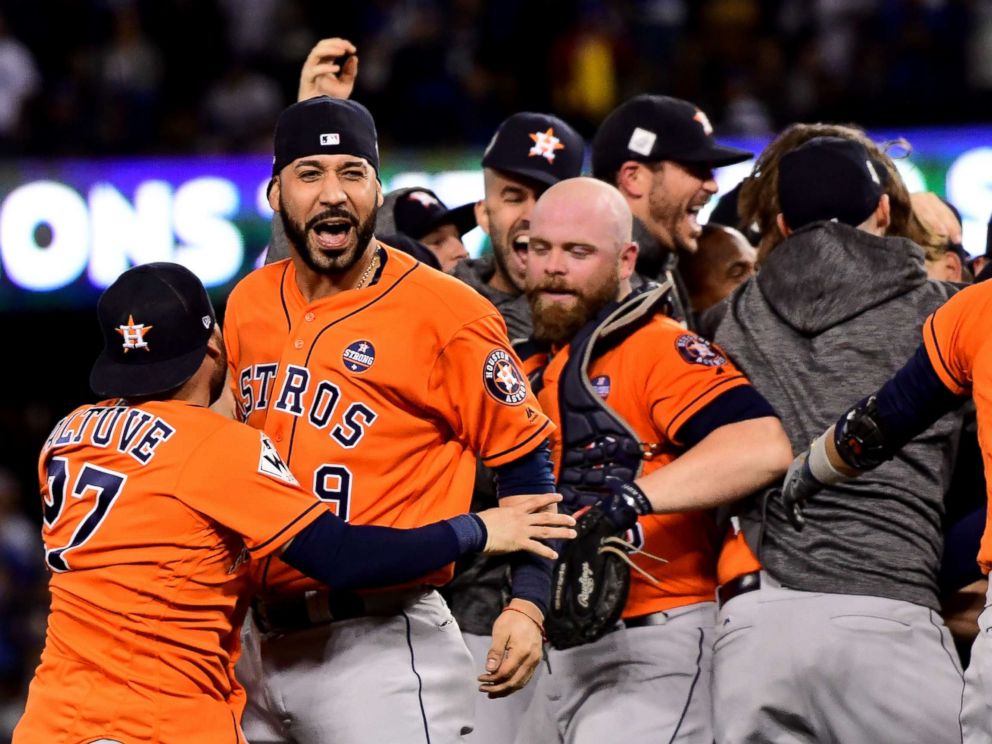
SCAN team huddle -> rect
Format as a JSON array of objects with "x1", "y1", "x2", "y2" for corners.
[{"x1": 13, "y1": 37, "x2": 992, "y2": 744}]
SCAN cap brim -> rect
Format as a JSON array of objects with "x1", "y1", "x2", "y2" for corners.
[
  {"x1": 89, "y1": 343, "x2": 208, "y2": 399},
  {"x1": 674, "y1": 143, "x2": 753, "y2": 167},
  {"x1": 488, "y1": 165, "x2": 560, "y2": 189},
  {"x1": 424, "y1": 202, "x2": 477, "y2": 237}
]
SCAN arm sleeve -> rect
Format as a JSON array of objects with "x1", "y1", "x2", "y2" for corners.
[
  {"x1": 922, "y1": 283, "x2": 992, "y2": 396},
  {"x1": 494, "y1": 442, "x2": 557, "y2": 615},
  {"x1": 845, "y1": 343, "x2": 967, "y2": 455},
  {"x1": 426, "y1": 314, "x2": 555, "y2": 467},
  {"x1": 674, "y1": 385, "x2": 778, "y2": 449},
  {"x1": 281, "y1": 512, "x2": 488, "y2": 589}
]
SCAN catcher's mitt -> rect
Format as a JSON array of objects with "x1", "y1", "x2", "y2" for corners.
[{"x1": 545, "y1": 501, "x2": 634, "y2": 650}]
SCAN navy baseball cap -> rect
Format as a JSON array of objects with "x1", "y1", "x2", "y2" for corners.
[
  {"x1": 778, "y1": 137, "x2": 885, "y2": 230},
  {"x1": 90, "y1": 263, "x2": 217, "y2": 398},
  {"x1": 592, "y1": 95, "x2": 752, "y2": 180},
  {"x1": 384, "y1": 188, "x2": 476, "y2": 240},
  {"x1": 272, "y1": 96, "x2": 379, "y2": 177},
  {"x1": 482, "y1": 112, "x2": 584, "y2": 186}
]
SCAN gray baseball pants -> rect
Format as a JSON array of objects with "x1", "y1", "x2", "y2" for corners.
[
  {"x1": 713, "y1": 570, "x2": 965, "y2": 744},
  {"x1": 513, "y1": 602, "x2": 714, "y2": 744},
  {"x1": 961, "y1": 579, "x2": 992, "y2": 742},
  {"x1": 237, "y1": 590, "x2": 476, "y2": 743}
]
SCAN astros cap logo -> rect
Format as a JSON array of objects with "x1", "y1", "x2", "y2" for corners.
[
  {"x1": 528, "y1": 128, "x2": 565, "y2": 163},
  {"x1": 693, "y1": 109, "x2": 714, "y2": 136},
  {"x1": 408, "y1": 191, "x2": 440, "y2": 208},
  {"x1": 116, "y1": 314, "x2": 152, "y2": 352}
]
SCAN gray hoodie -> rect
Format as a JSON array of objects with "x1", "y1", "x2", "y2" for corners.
[
  {"x1": 452, "y1": 254, "x2": 533, "y2": 342},
  {"x1": 714, "y1": 221, "x2": 960, "y2": 609}
]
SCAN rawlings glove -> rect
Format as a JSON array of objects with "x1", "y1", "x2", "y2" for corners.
[{"x1": 545, "y1": 478, "x2": 651, "y2": 650}]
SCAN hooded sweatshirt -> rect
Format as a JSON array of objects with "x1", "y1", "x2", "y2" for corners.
[
  {"x1": 452, "y1": 254, "x2": 533, "y2": 342},
  {"x1": 714, "y1": 221, "x2": 960, "y2": 609}
]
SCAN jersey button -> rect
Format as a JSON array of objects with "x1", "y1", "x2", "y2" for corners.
[
  {"x1": 304, "y1": 312, "x2": 315, "y2": 322},
  {"x1": 274, "y1": 433, "x2": 283, "y2": 442},
  {"x1": 294, "y1": 339, "x2": 304, "y2": 349}
]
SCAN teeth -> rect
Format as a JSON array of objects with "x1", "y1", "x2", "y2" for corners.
[{"x1": 513, "y1": 235, "x2": 530, "y2": 247}]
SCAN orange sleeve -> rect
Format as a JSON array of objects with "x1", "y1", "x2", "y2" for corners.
[
  {"x1": 643, "y1": 325, "x2": 750, "y2": 446},
  {"x1": 176, "y1": 423, "x2": 327, "y2": 558},
  {"x1": 921, "y1": 283, "x2": 992, "y2": 396},
  {"x1": 222, "y1": 295, "x2": 243, "y2": 407},
  {"x1": 425, "y1": 313, "x2": 555, "y2": 467}
]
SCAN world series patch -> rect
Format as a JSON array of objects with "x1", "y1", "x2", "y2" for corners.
[
  {"x1": 675, "y1": 334, "x2": 726, "y2": 367},
  {"x1": 591, "y1": 375, "x2": 611, "y2": 398},
  {"x1": 342, "y1": 340, "x2": 376, "y2": 373},
  {"x1": 483, "y1": 349, "x2": 527, "y2": 406}
]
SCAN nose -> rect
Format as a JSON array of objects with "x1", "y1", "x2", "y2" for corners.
[
  {"x1": 544, "y1": 247, "x2": 567, "y2": 275},
  {"x1": 318, "y1": 173, "x2": 348, "y2": 205},
  {"x1": 701, "y1": 170, "x2": 718, "y2": 195}
]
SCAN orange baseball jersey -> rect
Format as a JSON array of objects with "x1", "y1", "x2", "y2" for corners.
[
  {"x1": 223, "y1": 245, "x2": 552, "y2": 597},
  {"x1": 14, "y1": 400, "x2": 326, "y2": 744},
  {"x1": 716, "y1": 526, "x2": 762, "y2": 586},
  {"x1": 532, "y1": 315, "x2": 752, "y2": 618},
  {"x1": 922, "y1": 279, "x2": 992, "y2": 572}
]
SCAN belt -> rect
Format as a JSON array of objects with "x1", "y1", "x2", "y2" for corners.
[
  {"x1": 717, "y1": 571, "x2": 761, "y2": 608},
  {"x1": 252, "y1": 588, "x2": 428, "y2": 634},
  {"x1": 617, "y1": 611, "x2": 669, "y2": 630}
]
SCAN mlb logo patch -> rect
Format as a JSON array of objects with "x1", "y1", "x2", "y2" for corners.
[
  {"x1": 628, "y1": 127, "x2": 657, "y2": 157},
  {"x1": 342, "y1": 340, "x2": 376, "y2": 373},
  {"x1": 591, "y1": 375, "x2": 611, "y2": 399},
  {"x1": 320, "y1": 133, "x2": 341, "y2": 146}
]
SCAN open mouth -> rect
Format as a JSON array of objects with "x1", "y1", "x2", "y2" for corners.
[
  {"x1": 312, "y1": 219, "x2": 355, "y2": 250},
  {"x1": 511, "y1": 234, "x2": 529, "y2": 258}
]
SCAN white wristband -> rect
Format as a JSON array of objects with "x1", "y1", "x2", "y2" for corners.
[{"x1": 807, "y1": 430, "x2": 850, "y2": 486}]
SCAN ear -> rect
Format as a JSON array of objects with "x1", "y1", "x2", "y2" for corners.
[
  {"x1": 376, "y1": 180, "x2": 384, "y2": 208},
  {"x1": 775, "y1": 213, "x2": 792, "y2": 238},
  {"x1": 205, "y1": 326, "x2": 224, "y2": 360},
  {"x1": 615, "y1": 161, "x2": 647, "y2": 200},
  {"x1": 875, "y1": 193, "x2": 891, "y2": 232},
  {"x1": 267, "y1": 177, "x2": 281, "y2": 213},
  {"x1": 943, "y1": 250, "x2": 963, "y2": 283},
  {"x1": 474, "y1": 199, "x2": 491, "y2": 236},
  {"x1": 618, "y1": 241, "x2": 639, "y2": 281}
]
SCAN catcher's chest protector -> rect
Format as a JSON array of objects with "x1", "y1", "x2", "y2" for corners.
[{"x1": 556, "y1": 282, "x2": 675, "y2": 502}]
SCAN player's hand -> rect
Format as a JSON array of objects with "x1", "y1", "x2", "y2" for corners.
[
  {"x1": 780, "y1": 450, "x2": 823, "y2": 530},
  {"x1": 298, "y1": 38, "x2": 358, "y2": 101},
  {"x1": 911, "y1": 191, "x2": 962, "y2": 246},
  {"x1": 477, "y1": 494, "x2": 576, "y2": 559},
  {"x1": 478, "y1": 599, "x2": 544, "y2": 698}
]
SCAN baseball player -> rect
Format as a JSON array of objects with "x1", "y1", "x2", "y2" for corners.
[
  {"x1": 225, "y1": 96, "x2": 562, "y2": 743},
  {"x1": 377, "y1": 186, "x2": 475, "y2": 272},
  {"x1": 513, "y1": 177, "x2": 791, "y2": 743},
  {"x1": 452, "y1": 111, "x2": 585, "y2": 341},
  {"x1": 591, "y1": 95, "x2": 752, "y2": 326},
  {"x1": 711, "y1": 137, "x2": 965, "y2": 744},
  {"x1": 781, "y1": 277, "x2": 992, "y2": 742},
  {"x1": 12, "y1": 263, "x2": 574, "y2": 744}
]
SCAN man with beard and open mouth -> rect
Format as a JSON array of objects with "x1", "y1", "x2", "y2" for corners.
[
  {"x1": 452, "y1": 112, "x2": 585, "y2": 343},
  {"x1": 223, "y1": 96, "x2": 567, "y2": 743},
  {"x1": 591, "y1": 95, "x2": 752, "y2": 328},
  {"x1": 513, "y1": 177, "x2": 791, "y2": 744}
]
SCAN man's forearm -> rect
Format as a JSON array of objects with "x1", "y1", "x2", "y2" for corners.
[{"x1": 636, "y1": 416, "x2": 793, "y2": 513}]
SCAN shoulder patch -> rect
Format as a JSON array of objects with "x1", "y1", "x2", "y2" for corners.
[
  {"x1": 675, "y1": 334, "x2": 727, "y2": 367},
  {"x1": 258, "y1": 433, "x2": 298, "y2": 485},
  {"x1": 483, "y1": 348, "x2": 528, "y2": 406}
]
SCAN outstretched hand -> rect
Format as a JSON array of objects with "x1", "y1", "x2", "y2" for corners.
[{"x1": 299, "y1": 38, "x2": 359, "y2": 101}]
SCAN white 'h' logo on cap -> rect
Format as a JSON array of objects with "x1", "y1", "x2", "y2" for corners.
[{"x1": 320, "y1": 133, "x2": 340, "y2": 145}]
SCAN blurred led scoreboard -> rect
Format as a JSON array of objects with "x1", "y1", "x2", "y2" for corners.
[{"x1": 1, "y1": 126, "x2": 990, "y2": 310}]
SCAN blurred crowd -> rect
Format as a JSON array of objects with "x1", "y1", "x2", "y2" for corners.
[{"x1": 0, "y1": 0, "x2": 988, "y2": 157}]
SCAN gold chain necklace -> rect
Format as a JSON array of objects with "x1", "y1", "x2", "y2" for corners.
[{"x1": 354, "y1": 248, "x2": 380, "y2": 290}]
